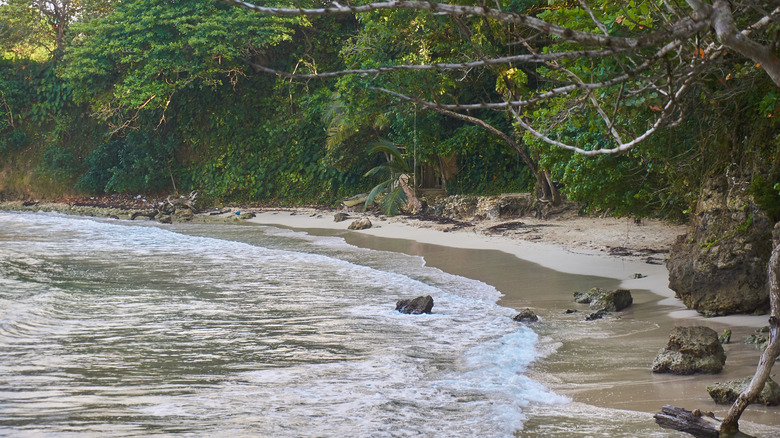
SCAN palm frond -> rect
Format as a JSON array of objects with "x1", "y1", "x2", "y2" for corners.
[
  {"x1": 364, "y1": 179, "x2": 393, "y2": 207},
  {"x1": 380, "y1": 186, "x2": 407, "y2": 217}
]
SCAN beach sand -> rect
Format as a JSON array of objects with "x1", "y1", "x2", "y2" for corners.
[{"x1": 244, "y1": 209, "x2": 780, "y2": 435}]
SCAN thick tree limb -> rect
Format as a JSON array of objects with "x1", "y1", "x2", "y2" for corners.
[
  {"x1": 687, "y1": 0, "x2": 780, "y2": 87},
  {"x1": 221, "y1": 0, "x2": 710, "y2": 50}
]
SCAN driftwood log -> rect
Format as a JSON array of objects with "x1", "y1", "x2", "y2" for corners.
[
  {"x1": 654, "y1": 405, "x2": 720, "y2": 438},
  {"x1": 154, "y1": 190, "x2": 199, "y2": 215},
  {"x1": 656, "y1": 239, "x2": 780, "y2": 436}
]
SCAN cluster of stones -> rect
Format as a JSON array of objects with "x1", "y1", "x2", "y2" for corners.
[{"x1": 573, "y1": 287, "x2": 634, "y2": 321}]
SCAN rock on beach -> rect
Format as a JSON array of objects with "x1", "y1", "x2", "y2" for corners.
[
  {"x1": 707, "y1": 377, "x2": 780, "y2": 406},
  {"x1": 348, "y1": 217, "x2": 372, "y2": 230},
  {"x1": 652, "y1": 326, "x2": 727, "y2": 375}
]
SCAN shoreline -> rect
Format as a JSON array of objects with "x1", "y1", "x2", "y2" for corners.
[
  {"x1": 3, "y1": 201, "x2": 778, "y2": 432},
  {"x1": 240, "y1": 208, "x2": 779, "y2": 433}
]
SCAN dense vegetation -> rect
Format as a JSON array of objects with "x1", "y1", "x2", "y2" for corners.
[{"x1": 1, "y1": 0, "x2": 778, "y2": 220}]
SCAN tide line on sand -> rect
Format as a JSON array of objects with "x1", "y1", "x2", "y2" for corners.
[{"x1": 245, "y1": 210, "x2": 767, "y2": 330}]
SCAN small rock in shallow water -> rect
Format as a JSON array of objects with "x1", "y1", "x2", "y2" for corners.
[
  {"x1": 585, "y1": 309, "x2": 608, "y2": 321},
  {"x1": 396, "y1": 295, "x2": 434, "y2": 314},
  {"x1": 512, "y1": 308, "x2": 539, "y2": 323}
]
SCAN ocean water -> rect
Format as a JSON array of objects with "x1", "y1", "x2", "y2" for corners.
[{"x1": 0, "y1": 211, "x2": 567, "y2": 437}]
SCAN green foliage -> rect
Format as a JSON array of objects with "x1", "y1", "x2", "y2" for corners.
[
  {"x1": 62, "y1": 0, "x2": 301, "y2": 124},
  {"x1": 2, "y1": 0, "x2": 779, "y2": 224},
  {"x1": 38, "y1": 147, "x2": 78, "y2": 183},
  {"x1": 0, "y1": 0, "x2": 53, "y2": 58},
  {"x1": 446, "y1": 124, "x2": 531, "y2": 195},
  {"x1": 0, "y1": 129, "x2": 28, "y2": 154},
  {"x1": 76, "y1": 129, "x2": 178, "y2": 194},
  {"x1": 750, "y1": 175, "x2": 780, "y2": 223},
  {"x1": 364, "y1": 139, "x2": 411, "y2": 216}
]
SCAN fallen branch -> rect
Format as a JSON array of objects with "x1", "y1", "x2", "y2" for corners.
[{"x1": 654, "y1": 405, "x2": 720, "y2": 437}]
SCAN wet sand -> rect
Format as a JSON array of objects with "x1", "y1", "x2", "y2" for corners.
[{"x1": 246, "y1": 210, "x2": 780, "y2": 436}]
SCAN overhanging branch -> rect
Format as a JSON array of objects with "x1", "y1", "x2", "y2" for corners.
[{"x1": 221, "y1": 0, "x2": 710, "y2": 49}]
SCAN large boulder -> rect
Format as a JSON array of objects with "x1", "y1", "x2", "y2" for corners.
[
  {"x1": 652, "y1": 326, "x2": 727, "y2": 375},
  {"x1": 667, "y1": 176, "x2": 773, "y2": 316},
  {"x1": 396, "y1": 295, "x2": 434, "y2": 314},
  {"x1": 707, "y1": 376, "x2": 780, "y2": 406}
]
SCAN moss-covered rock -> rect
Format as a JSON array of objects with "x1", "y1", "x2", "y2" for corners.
[
  {"x1": 591, "y1": 289, "x2": 633, "y2": 312},
  {"x1": 573, "y1": 288, "x2": 633, "y2": 312},
  {"x1": 652, "y1": 326, "x2": 726, "y2": 375},
  {"x1": 667, "y1": 176, "x2": 772, "y2": 316},
  {"x1": 512, "y1": 308, "x2": 539, "y2": 323},
  {"x1": 707, "y1": 377, "x2": 780, "y2": 405}
]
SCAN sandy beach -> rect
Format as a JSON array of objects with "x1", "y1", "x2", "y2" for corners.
[
  {"x1": 1, "y1": 200, "x2": 777, "y2": 434},
  {"x1": 242, "y1": 208, "x2": 780, "y2": 434}
]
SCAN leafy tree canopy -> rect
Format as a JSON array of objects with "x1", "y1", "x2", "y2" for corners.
[{"x1": 62, "y1": 0, "x2": 303, "y2": 131}]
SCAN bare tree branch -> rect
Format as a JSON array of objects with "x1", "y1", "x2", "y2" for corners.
[
  {"x1": 508, "y1": 67, "x2": 697, "y2": 156},
  {"x1": 224, "y1": 0, "x2": 779, "y2": 159},
  {"x1": 247, "y1": 48, "x2": 628, "y2": 78},
  {"x1": 221, "y1": 0, "x2": 710, "y2": 49}
]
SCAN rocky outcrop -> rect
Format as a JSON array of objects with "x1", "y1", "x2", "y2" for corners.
[
  {"x1": 396, "y1": 295, "x2": 434, "y2": 314},
  {"x1": 667, "y1": 176, "x2": 773, "y2": 316},
  {"x1": 512, "y1": 308, "x2": 539, "y2": 323},
  {"x1": 652, "y1": 326, "x2": 727, "y2": 375},
  {"x1": 707, "y1": 377, "x2": 780, "y2": 406},
  {"x1": 422, "y1": 194, "x2": 577, "y2": 221},
  {"x1": 348, "y1": 217, "x2": 372, "y2": 230}
]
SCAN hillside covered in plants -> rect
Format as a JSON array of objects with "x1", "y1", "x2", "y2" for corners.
[{"x1": 1, "y1": 0, "x2": 779, "y2": 222}]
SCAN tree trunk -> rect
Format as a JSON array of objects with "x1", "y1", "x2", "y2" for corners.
[
  {"x1": 399, "y1": 174, "x2": 422, "y2": 214},
  {"x1": 541, "y1": 170, "x2": 561, "y2": 206},
  {"x1": 719, "y1": 241, "x2": 780, "y2": 433}
]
